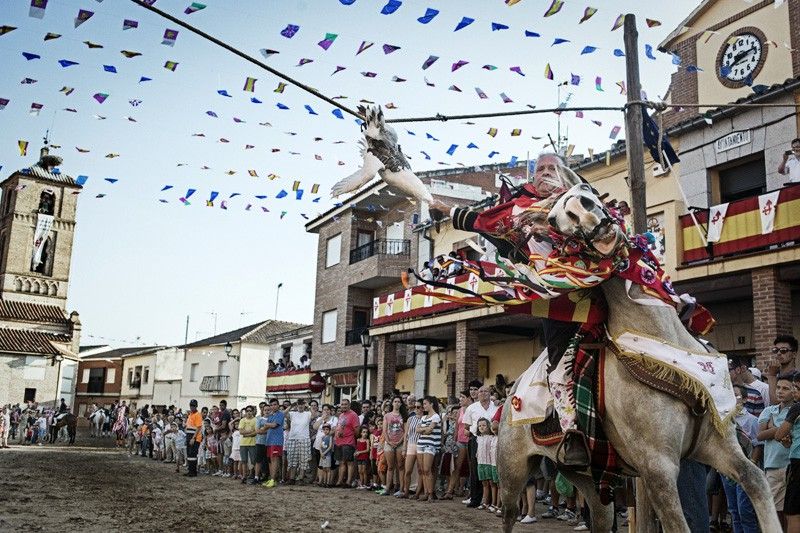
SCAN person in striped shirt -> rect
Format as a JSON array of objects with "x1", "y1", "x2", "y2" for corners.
[{"x1": 416, "y1": 396, "x2": 442, "y2": 502}]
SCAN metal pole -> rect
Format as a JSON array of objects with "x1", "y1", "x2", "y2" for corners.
[
  {"x1": 274, "y1": 283, "x2": 283, "y2": 320},
  {"x1": 184, "y1": 315, "x2": 189, "y2": 346},
  {"x1": 623, "y1": 14, "x2": 647, "y2": 235},
  {"x1": 362, "y1": 346, "x2": 368, "y2": 401}
]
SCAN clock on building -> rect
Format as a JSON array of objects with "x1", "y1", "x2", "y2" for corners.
[{"x1": 716, "y1": 27, "x2": 769, "y2": 88}]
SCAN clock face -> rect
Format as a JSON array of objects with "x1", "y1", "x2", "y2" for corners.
[{"x1": 718, "y1": 32, "x2": 764, "y2": 83}]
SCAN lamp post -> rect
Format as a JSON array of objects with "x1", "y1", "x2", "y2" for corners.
[
  {"x1": 51, "y1": 354, "x2": 64, "y2": 408},
  {"x1": 224, "y1": 341, "x2": 236, "y2": 360},
  {"x1": 359, "y1": 330, "x2": 371, "y2": 402}
]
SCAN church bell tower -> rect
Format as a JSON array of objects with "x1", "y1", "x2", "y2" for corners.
[{"x1": 0, "y1": 146, "x2": 82, "y2": 309}]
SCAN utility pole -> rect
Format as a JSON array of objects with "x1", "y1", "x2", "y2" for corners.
[
  {"x1": 623, "y1": 14, "x2": 647, "y2": 235},
  {"x1": 184, "y1": 315, "x2": 189, "y2": 346},
  {"x1": 274, "y1": 282, "x2": 283, "y2": 320}
]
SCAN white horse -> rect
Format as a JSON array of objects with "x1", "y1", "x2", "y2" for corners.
[{"x1": 89, "y1": 408, "x2": 106, "y2": 438}]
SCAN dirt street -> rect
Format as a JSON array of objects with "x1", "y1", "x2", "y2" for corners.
[{"x1": 0, "y1": 430, "x2": 578, "y2": 532}]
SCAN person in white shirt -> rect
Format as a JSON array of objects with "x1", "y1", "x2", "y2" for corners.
[
  {"x1": 286, "y1": 400, "x2": 312, "y2": 484},
  {"x1": 461, "y1": 385, "x2": 498, "y2": 507},
  {"x1": 778, "y1": 138, "x2": 800, "y2": 183}
]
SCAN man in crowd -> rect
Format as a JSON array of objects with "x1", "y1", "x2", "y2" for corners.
[
  {"x1": 262, "y1": 398, "x2": 285, "y2": 488},
  {"x1": 758, "y1": 373, "x2": 794, "y2": 529},
  {"x1": 286, "y1": 399, "x2": 311, "y2": 484},
  {"x1": 184, "y1": 399, "x2": 203, "y2": 477},
  {"x1": 766, "y1": 335, "x2": 798, "y2": 404},
  {"x1": 462, "y1": 384, "x2": 498, "y2": 508},
  {"x1": 254, "y1": 402, "x2": 270, "y2": 485},
  {"x1": 334, "y1": 398, "x2": 360, "y2": 488},
  {"x1": 778, "y1": 138, "x2": 800, "y2": 183}
]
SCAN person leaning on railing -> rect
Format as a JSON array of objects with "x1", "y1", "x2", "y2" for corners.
[{"x1": 778, "y1": 138, "x2": 800, "y2": 184}]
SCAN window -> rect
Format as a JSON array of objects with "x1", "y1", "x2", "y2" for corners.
[
  {"x1": 334, "y1": 386, "x2": 355, "y2": 404},
  {"x1": 127, "y1": 369, "x2": 134, "y2": 386},
  {"x1": 143, "y1": 366, "x2": 150, "y2": 384},
  {"x1": 718, "y1": 157, "x2": 766, "y2": 203},
  {"x1": 282, "y1": 345, "x2": 292, "y2": 361},
  {"x1": 321, "y1": 309, "x2": 338, "y2": 344},
  {"x1": 353, "y1": 307, "x2": 370, "y2": 330},
  {"x1": 87, "y1": 368, "x2": 105, "y2": 394},
  {"x1": 217, "y1": 360, "x2": 227, "y2": 376},
  {"x1": 190, "y1": 363, "x2": 199, "y2": 382},
  {"x1": 106, "y1": 368, "x2": 116, "y2": 384},
  {"x1": 81, "y1": 368, "x2": 90, "y2": 384},
  {"x1": 24, "y1": 388, "x2": 36, "y2": 403},
  {"x1": 304, "y1": 340, "x2": 312, "y2": 359},
  {"x1": 356, "y1": 230, "x2": 374, "y2": 248},
  {"x1": 38, "y1": 190, "x2": 55, "y2": 215},
  {"x1": 325, "y1": 234, "x2": 341, "y2": 268},
  {"x1": 31, "y1": 234, "x2": 55, "y2": 276}
]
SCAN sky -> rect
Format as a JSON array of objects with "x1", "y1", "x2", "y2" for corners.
[{"x1": 0, "y1": 0, "x2": 699, "y2": 346}]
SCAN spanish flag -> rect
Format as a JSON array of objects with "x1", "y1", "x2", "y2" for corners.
[
  {"x1": 544, "y1": 63, "x2": 554, "y2": 80},
  {"x1": 487, "y1": 128, "x2": 498, "y2": 137},
  {"x1": 248, "y1": 170, "x2": 258, "y2": 177},
  {"x1": 311, "y1": 183, "x2": 320, "y2": 194},
  {"x1": 18, "y1": 140, "x2": 28, "y2": 156},
  {"x1": 543, "y1": 0, "x2": 564, "y2": 17},
  {"x1": 243, "y1": 77, "x2": 257, "y2": 92},
  {"x1": 292, "y1": 180, "x2": 300, "y2": 191}
]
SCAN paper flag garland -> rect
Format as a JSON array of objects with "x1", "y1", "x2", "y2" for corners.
[
  {"x1": 454, "y1": 17, "x2": 474, "y2": 31},
  {"x1": 123, "y1": 19, "x2": 138, "y2": 30},
  {"x1": 103, "y1": 65, "x2": 117, "y2": 73},
  {"x1": 332, "y1": 66, "x2": 346, "y2": 75},
  {"x1": 451, "y1": 60, "x2": 468, "y2": 71},
  {"x1": 581, "y1": 46, "x2": 598, "y2": 54},
  {"x1": 645, "y1": 44, "x2": 657, "y2": 60},
  {"x1": 274, "y1": 82, "x2": 287, "y2": 93},
  {"x1": 164, "y1": 61, "x2": 178, "y2": 71},
  {"x1": 446, "y1": 144, "x2": 458, "y2": 155},
  {"x1": 0, "y1": 98, "x2": 8, "y2": 110},
  {"x1": 84, "y1": 40, "x2": 103, "y2": 49},
  {"x1": 579, "y1": 7, "x2": 597, "y2": 23},
  {"x1": 318, "y1": 33, "x2": 338, "y2": 50},
  {"x1": 645, "y1": 19, "x2": 661, "y2": 27},
  {"x1": 29, "y1": 103, "x2": 43, "y2": 116},
  {"x1": 0, "y1": 26, "x2": 17, "y2": 36},
  {"x1": 492, "y1": 22, "x2": 509, "y2": 31},
  {"x1": 595, "y1": 77, "x2": 604, "y2": 91},
  {"x1": 93, "y1": 93, "x2": 109, "y2": 103},
  {"x1": 417, "y1": 8, "x2": 438, "y2": 24},
  {"x1": 421, "y1": 151, "x2": 431, "y2": 160},
  {"x1": 613, "y1": 49, "x2": 625, "y2": 57},
  {"x1": 426, "y1": 133, "x2": 439, "y2": 141},
  {"x1": 281, "y1": 24, "x2": 300, "y2": 38},
  {"x1": 332, "y1": 109, "x2": 344, "y2": 119},
  {"x1": 30, "y1": 0, "x2": 47, "y2": 19},
  {"x1": 525, "y1": 30, "x2": 541, "y2": 37},
  {"x1": 475, "y1": 87, "x2": 487, "y2": 99},
  {"x1": 609, "y1": 126, "x2": 621, "y2": 139},
  {"x1": 184, "y1": 2, "x2": 206, "y2": 14},
  {"x1": 260, "y1": 48, "x2": 279, "y2": 58},
  {"x1": 616, "y1": 81, "x2": 626, "y2": 94},
  {"x1": 422, "y1": 55, "x2": 439, "y2": 69},
  {"x1": 162, "y1": 29, "x2": 179, "y2": 46},
  {"x1": 297, "y1": 58, "x2": 313, "y2": 66},
  {"x1": 552, "y1": 38, "x2": 570, "y2": 46},
  {"x1": 18, "y1": 140, "x2": 28, "y2": 155},
  {"x1": 482, "y1": 64, "x2": 497, "y2": 71},
  {"x1": 361, "y1": 71, "x2": 377, "y2": 77},
  {"x1": 488, "y1": 151, "x2": 499, "y2": 158},
  {"x1": 510, "y1": 66, "x2": 525, "y2": 76},
  {"x1": 74, "y1": 9, "x2": 93, "y2": 28},
  {"x1": 543, "y1": 0, "x2": 564, "y2": 17},
  {"x1": 44, "y1": 32, "x2": 60, "y2": 40},
  {"x1": 510, "y1": 129, "x2": 521, "y2": 136},
  {"x1": 391, "y1": 76, "x2": 406, "y2": 82},
  {"x1": 487, "y1": 128, "x2": 498, "y2": 137},
  {"x1": 383, "y1": 44, "x2": 400, "y2": 54},
  {"x1": 381, "y1": 0, "x2": 402, "y2": 15},
  {"x1": 570, "y1": 73, "x2": 580, "y2": 85},
  {"x1": 22, "y1": 52, "x2": 40, "y2": 61},
  {"x1": 58, "y1": 59, "x2": 78, "y2": 68},
  {"x1": 448, "y1": 85, "x2": 461, "y2": 92},
  {"x1": 121, "y1": 50, "x2": 142, "y2": 58},
  {"x1": 611, "y1": 15, "x2": 625, "y2": 31},
  {"x1": 243, "y1": 77, "x2": 257, "y2": 92},
  {"x1": 304, "y1": 104, "x2": 318, "y2": 115},
  {"x1": 544, "y1": 64, "x2": 554, "y2": 80},
  {"x1": 357, "y1": 41, "x2": 373, "y2": 54}
]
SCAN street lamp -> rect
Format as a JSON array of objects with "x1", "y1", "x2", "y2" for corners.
[
  {"x1": 224, "y1": 341, "x2": 238, "y2": 360},
  {"x1": 51, "y1": 354, "x2": 64, "y2": 409},
  {"x1": 359, "y1": 330, "x2": 371, "y2": 401}
]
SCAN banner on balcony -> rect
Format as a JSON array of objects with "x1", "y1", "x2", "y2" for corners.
[
  {"x1": 758, "y1": 191, "x2": 781, "y2": 235},
  {"x1": 31, "y1": 213, "x2": 54, "y2": 269},
  {"x1": 706, "y1": 203, "x2": 728, "y2": 243}
]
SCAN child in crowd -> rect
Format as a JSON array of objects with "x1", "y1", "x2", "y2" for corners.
[
  {"x1": 36, "y1": 414, "x2": 47, "y2": 446},
  {"x1": 355, "y1": 426, "x2": 371, "y2": 489},
  {"x1": 205, "y1": 427, "x2": 218, "y2": 475},
  {"x1": 231, "y1": 420, "x2": 242, "y2": 480},
  {"x1": 222, "y1": 431, "x2": 233, "y2": 478},
  {"x1": 174, "y1": 423, "x2": 187, "y2": 473},
  {"x1": 319, "y1": 424, "x2": 333, "y2": 487},
  {"x1": 152, "y1": 424, "x2": 163, "y2": 461},
  {"x1": 476, "y1": 418, "x2": 499, "y2": 512},
  {"x1": 370, "y1": 418, "x2": 383, "y2": 490}
]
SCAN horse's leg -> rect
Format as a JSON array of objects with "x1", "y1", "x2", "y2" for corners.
[
  {"x1": 497, "y1": 424, "x2": 538, "y2": 533},
  {"x1": 693, "y1": 430, "x2": 782, "y2": 533},
  {"x1": 635, "y1": 458, "x2": 691, "y2": 533},
  {"x1": 560, "y1": 471, "x2": 614, "y2": 532}
]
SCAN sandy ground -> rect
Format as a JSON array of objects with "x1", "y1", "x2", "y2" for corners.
[{"x1": 0, "y1": 429, "x2": 578, "y2": 533}]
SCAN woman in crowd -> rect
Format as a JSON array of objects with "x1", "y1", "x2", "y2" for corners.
[
  {"x1": 416, "y1": 396, "x2": 442, "y2": 502},
  {"x1": 313, "y1": 404, "x2": 338, "y2": 485},
  {"x1": 400, "y1": 399, "x2": 423, "y2": 499},
  {"x1": 445, "y1": 390, "x2": 471, "y2": 499},
  {"x1": 380, "y1": 396, "x2": 407, "y2": 496}
]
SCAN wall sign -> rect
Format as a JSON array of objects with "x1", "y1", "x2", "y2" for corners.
[{"x1": 715, "y1": 130, "x2": 751, "y2": 154}]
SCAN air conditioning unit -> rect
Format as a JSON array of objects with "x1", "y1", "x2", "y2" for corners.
[{"x1": 652, "y1": 158, "x2": 673, "y2": 177}]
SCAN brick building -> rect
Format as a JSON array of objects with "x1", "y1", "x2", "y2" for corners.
[
  {"x1": 0, "y1": 147, "x2": 83, "y2": 408},
  {"x1": 75, "y1": 347, "x2": 140, "y2": 416},
  {"x1": 305, "y1": 165, "x2": 523, "y2": 401}
]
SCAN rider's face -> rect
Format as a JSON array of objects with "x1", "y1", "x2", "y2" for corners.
[{"x1": 533, "y1": 156, "x2": 563, "y2": 196}]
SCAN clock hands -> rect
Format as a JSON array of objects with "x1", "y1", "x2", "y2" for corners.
[{"x1": 730, "y1": 47, "x2": 757, "y2": 68}]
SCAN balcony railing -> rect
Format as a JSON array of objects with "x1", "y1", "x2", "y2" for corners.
[
  {"x1": 199, "y1": 375, "x2": 229, "y2": 394},
  {"x1": 349, "y1": 239, "x2": 410, "y2": 264},
  {"x1": 680, "y1": 183, "x2": 800, "y2": 264},
  {"x1": 344, "y1": 327, "x2": 369, "y2": 346}
]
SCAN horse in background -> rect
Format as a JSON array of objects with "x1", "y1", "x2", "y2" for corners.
[
  {"x1": 52, "y1": 413, "x2": 77, "y2": 445},
  {"x1": 89, "y1": 408, "x2": 107, "y2": 437}
]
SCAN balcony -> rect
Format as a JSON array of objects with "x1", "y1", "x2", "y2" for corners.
[
  {"x1": 344, "y1": 327, "x2": 369, "y2": 346},
  {"x1": 199, "y1": 375, "x2": 229, "y2": 394},
  {"x1": 349, "y1": 239, "x2": 410, "y2": 264},
  {"x1": 680, "y1": 183, "x2": 800, "y2": 264}
]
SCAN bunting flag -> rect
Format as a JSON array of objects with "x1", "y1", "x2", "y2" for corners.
[
  {"x1": 184, "y1": 2, "x2": 207, "y2": 14},
  {"x1": 448, "y1": 85, "x2": 461, "y2": 92},
  {"x1": 281, "y1": 24, "x2": 300, "y2": 38},
  {"x1": 276, "y1": 190, "x2": 288, "y2": 199},
  {"x1": 616, "y1": 81, "x2": 626, "y2": 94},
  {"x1": 525, "y1": 30, "x2": 541, "y2": 38},
  {"x1": 121, "y1": 50, "x2": 142, "y2": 58},
  {"x1": 421, "y1": 55, "x2": 439, "y2": 69},
  {"x1": 243, "y1": 77, "x2": 257, "y2": 92},
  {"x1": 645, "y1": 44, "x2": 657, "y2": 60},
  {"x1": 74, "y1": 9, "x2": 93, "y2": 28},
  {"x1": 500, "y1": 93, "x2": 513, "y2": 103},
  {"x1": 280, "y1": 211, "x2": 287, "y2": 219},
  {"x1": 758, "y1": 191, "x2": 781, "y2": 234},
  {"x1": 292, "y1": 180, "x2": 301, "y2": 191},
  {"x1": 206, "y1": 191, "x2": 218, "y2": 206},
  {"x1": 318, "y1": 32, "x2": 338, "y2": 50},
  {"x1": 18, "y1": 140, "x2": 28, "y2": 156},
  {"x1": 21, "y1": 78, "x2": 38, "y2": 83},
  {"x1": 332, "y1": 66, "x2": 346, "y2": 75},
  {"x1": 332, "y1": 109, "x2": 344, "y2": 119},
  {"x1": 58, "y1": 59, "x2": 78, "y2": 69},
  {"x1": 104, "y1": 178, "x2": 119, "y2": 183},
  {"x1": 93, "y1": 92, "x2": 109, "y2": 103},
  {"x1": 446, "y1": 144, "x2": 458, "y2": 155},
  {"x1": 357, "y1": 41, "x2": 373, "y2": 54},
  {"x1": 0, "y1": 26, "x2": 17, "y2": 36},
  {"x1": 361, "y1": 71, "x2": 377, "y2": 77},
  {"x1": 383, "y1": 44, "x2": 401, "y2": 54},
  {"x1": 311, "y1": 183, "x2": 320, "y2": 194},
  {"x1": 506, "y1": 0, "x2": 522, "y2": 4},
  {"x1": 579, "y1": 7, "x2": 597, "y2": 23},
  {"x1": 0, "y1": 98, "x2": 8, "y2": 110},
  {"x1": 139, "y1": 76, "x2": 152, "y2": 82},
  {"x1": 84, "y1": 40, "x2": 103, "y2": 49},
  {"x1": 706, "y1": 203, "x2": 729, "y2": 242},
  {"x1": 380, "y1": 0, "x2": 402, "y2": 15},
  {"x1": 467, "y1": 142, "x2": 478, "y2": 149},
  {"x1": 544, "y1": 63, "x2": 554, "y2": 80},
  {"x1": 575, "y1": 111, "x2": 584, "y2": 118},
  {"x1": 103, "y1": 65, "x2": 117, "y2": 73},
  {"x1": 30, "y1": 0, "x2": 48, "y2": 19},
  {"x1": 296, "y1": 190, "x2": 304, "y2": 200},
  {"x1": 454, "y1": 17, "x2": 474, "y2": 31},
  {"x1": 260, "y1": 48, "x2": 279, "y2": 58},
  {"x1": 180, "y1": 189, "x2": 197, "y2": 206},
  {"x1": 162, "y1": 29, "x2": 179, "y2": 46},
  {"x1": 552, "y1": 38, "x2": 570, "y2": 45},
  {"x1": 611, "y1": 14, "x2": 625, "y2": 31},
  {"x1": 22, "y1": 52, "x2": 40, "y2": 61},
  {"x1": 44, "y1": 32, "x2": 60, "y2": 40},
  {"x1": 421, "y1": 151, "x2": 431, "y2": 159},
  {"x1": 123, "y1": 19, "x2": 138, "y2": 30},
  {"x1": 492, "y1": 22, "x2": 509, "y2": 31},
  {"x1": 508, "y1": 156, "x2": 518, "y2": 167},
  {"x1": 475, "y1": 87, "x2": 488, "y2": 99},
  {"x1": 605, "y1": 151, "x2": 611, "y2": 165},
  {"x1": 488, "y1": 151, "x2": 499, "y2": 158},
  {"x1": 298, "y1": 58, "x2": 313, "y2": 66},
  {"x1": 76, "y1": 147, "x2": 90, "y2": 153},
  {"x1": 581, "y1": 46, "x2": 598, "y2": 54},
  {"x1": 487, "y1": 127, "x2": 498, "y2": 137},
  {"x1": 570, "y1": 73, "x2": 580, "y2": 85},
  {"x1": 566, "y1": 144, "x2": 575, "y2": 158},
  {"x1": 274, "y1": 82, "x2": 287, "y2": 93},
  {"x1": 391, "y1": 76, "x2": 406, "y2": 82},
  {"x1": 614, "y1": 49, "x2": 625, "y2": 57},
  {"x1": 595, "y1": 76, "x2": 604, "y2": 91},
  {"x1": 426, "y1": 133, "x2": 439, "y2": 141},
  {"x1": 451, "y1": 60, "x2": 469, "y2": 71},
  {"x1": 304, "y1": 104, "x2": 318, "y2": 115},
  {"x1": 164, "y1": 61, "x2": 178, "y2": 71},
  {"x1": 645, "y1": 19, "x2": 661, "y2": 27},
  {"x1": 29, "y1": 103, "x2": 43, "y2": 116},
  {"x1": 510, "y1": 66, "x2": 525, "y2": 76},
  {"x1": 510, "y1": 128, "x2": 521, "y2": 136},
  {"x1": 543, "y1": 0, "x2": 564, "y2": 17},
  {"x1": 609, "y1": 125, "x2": 621, "y2": 139},
  {"x1": 417, "y1": 8, "x2": 439, "y2": 24}
]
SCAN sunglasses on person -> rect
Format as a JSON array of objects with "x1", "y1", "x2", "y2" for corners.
[{"x1": 772, "y1": 347, "x2": 795, "y2": 354}]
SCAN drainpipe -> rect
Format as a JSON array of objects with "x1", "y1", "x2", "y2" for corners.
[{"x1": 422, "y1": 227, "x2": 435, "y2": 269}]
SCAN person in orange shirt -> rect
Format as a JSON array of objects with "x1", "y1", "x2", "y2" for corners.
[{"x1": 185, "y1": 399, "x2": 203, "y2": 477}]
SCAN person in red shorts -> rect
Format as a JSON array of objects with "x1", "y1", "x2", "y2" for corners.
[{"x1": 334, "y1": 399, "x2": 360, "y2": 488}]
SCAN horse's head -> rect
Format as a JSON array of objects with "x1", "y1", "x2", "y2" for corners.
[{"x1": 547, "y1": 183, "x2": 625, "y2": 257}]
